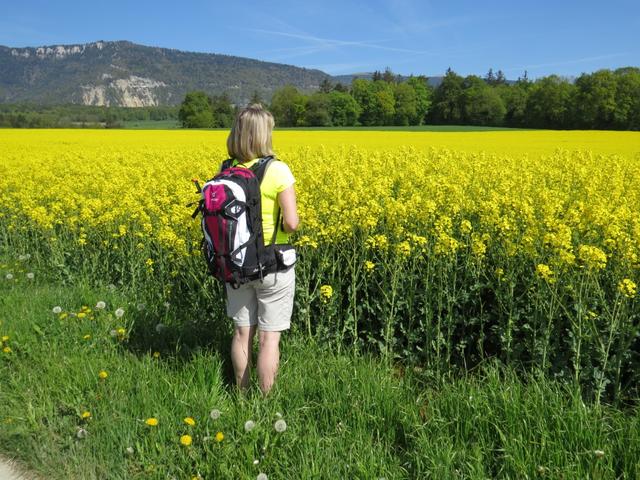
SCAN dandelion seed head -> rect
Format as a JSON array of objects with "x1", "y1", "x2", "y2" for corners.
[
  {"x1": 52, "y1": 306, "x2": 62, "y2": 314},
  {"x1": 137, "y1": 303, "x2": 145, "y2": 311},
  {"x1": 26, "y1": 272, "x2": 34, "y2": 279},
  {"x1": 594, "y1": 449, "x2": 605, "y2": 458},
  {"x1": 209, "y1": 409, "x2": 221, "y2": 420},
  {"x1": 125, "y1": 446, "x2": 134, "y2": 455},
  {"x1": 274, "y1": 419, "x2": 287, "y2": 433},
  {"x1": 244, "y1": 420, "x2": 256, "y2": 432},
  {"x1": 115, "y1": 308, "x2": 125, "y2": 318},
  {"x1": 257, "y1": 473, "x2": 268, "y2": 480},
  {"x1": 5, "y1": 273, "x2": 14, "y2": 280},
  {"x1": 76, "y1": 427, "x2": 88, "y2": 439},
  {"x1": 155, "y1": 323, "x2": 166, "y2": 333},
  {"x1": 95, "y1": 301, "x2": 106, "y2": 309}
]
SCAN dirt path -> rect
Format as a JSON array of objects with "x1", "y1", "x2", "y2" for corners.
[{"x1": 0, "y1": 458, "x2": 34, "y2": 480}]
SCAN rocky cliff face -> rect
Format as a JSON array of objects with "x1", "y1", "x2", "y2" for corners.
[{"x1": 0, "y1": 40, "x2": 329, "y2": 106}]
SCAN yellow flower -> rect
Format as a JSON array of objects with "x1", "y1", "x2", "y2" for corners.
[
  {"x1": 184, "y1": 417, "x2": 196, "y2": 426},
  {"x1": 215, "y1": 431, "x2": 224, "y2": 442},
  {"x1": 116, "y1": 327, "x2": 126, "y2": 337},
  {"x1": 578, "y1": 245, "x2": 607, "y2": 270},
  {"x1": 81, "y1": 411, "x2": 91, "y2": 420},
  {"x1": 77, "y1": 312, "x2": 87, "y2": 319},
  {"x1": 145, "y1": 417, "x2": 158, "y2": 426},
  {"x1": 618, "y1": 278, "x2": 637, "y2": 298},
  {"x1": 152, "y1": 351, "x2": 161, "y2": 359},
  {"x1": 320, "y1": 285, "x2": 333, "y2": 302},
  {"x1": 180, "y1": 434, "x2": 192, "y2": 446},
  {"x1": 364, "y1": 261, "x2": 375, "y2": 272},
  {"x1": 536, "y1": 264, "x2": 555, "y2": 283},
  {"x1": 1, "y1": 335, "x2": 9, "y2": 342},
  {"x1": 2, "y1": 346, "x2": 11, "y2": 354},
  {"x1": 83, "y1": 334, "x2": 91, "y2": 340},
  {"x1": 98, "y1": 370, "x2": 108, "y2": 380}
]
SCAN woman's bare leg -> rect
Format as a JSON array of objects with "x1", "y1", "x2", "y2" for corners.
[
  {"x1": 257, "y1": 330, "x2": 282, "y2": 395},
  {"x1": 231, "y1": 325, "x2": 257, "y2": 390}
]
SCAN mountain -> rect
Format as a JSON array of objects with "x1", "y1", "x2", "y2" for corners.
[{"x1": 0, "y1": 40, "x2": 331, "y2": 107}]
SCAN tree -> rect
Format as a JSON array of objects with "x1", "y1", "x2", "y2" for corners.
[
  {"x1": 319, "y1": 78, "x2": 333, "y2": 93},
  {"x1": 485, "y1": 68, "x2": 496, "y2": 85},
  {"x1": 461, "y1": 75, "x2": 506, "y2": 126},
  {"x1": 250, "y1": 90, "x2": 263, "y2": 105},
  {"x1": 407, "y1": 76, "x2": 432, "y2": 125},
  {"x1": 328, "y1": 90, "x2": 360, "y2": 126},
  {"x1": 524, "y1": 75, "x2": 576, "y2": 129},
  {"x1": 179, "y1": 91, "x2": 214, "y2": 128},
  {"x1": 269, "y1": 85, "x2": 307, "y2": 127},
  {"x1": 382, "y1": 67, "x2": 396, "y2": 83},
  {"x1": 613, "y1": 67, "x2": 640, "y2": 130},
  {"x1": 495, "y1": 70, "x2": 506, "y2": 85},
  {"x1": 333, "y1": 82, "x2": 349, "y2": 93},
  {"x1": 429, "y1": 68, "x2": 465, "y2": 124},
  {"x1": 304, "y1": 92, "x2": 332, "y2": 126},
  {"x1": 496, "y1": 83, "x2": 528, "y2": 127},
  {"x1": 210, "y1": 93, "x2": 235, "y2": 128},
  {"x1": 372, "y1": 81, "x2": 396, "y2": 125},
  {"x1": 351, "y1": 79, "x2": 377, "y2": 125},
  {"x1": 573, "y1": 70, "x2": 618, "y2": 129},
  {"x1": 393, "y1": 82, "x2": 417, "y2": 126}
]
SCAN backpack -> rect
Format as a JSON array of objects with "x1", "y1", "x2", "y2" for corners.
[{"x1": 190, "y1": 156, "x2": 293, "y2": 288}]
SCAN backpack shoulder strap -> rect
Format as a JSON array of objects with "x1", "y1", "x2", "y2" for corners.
[
  {"x1": 220, "y1": 158, "x2": 234, "y2": 171},
  {"x1": 249, "y1": 155, "x2": 275, "y2": 184}
]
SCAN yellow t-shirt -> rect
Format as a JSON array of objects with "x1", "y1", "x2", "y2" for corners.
[{"x1": 231, "y1": 158, "x2": 295, "y2": 244}]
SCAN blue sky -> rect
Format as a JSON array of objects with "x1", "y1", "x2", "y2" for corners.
[{"x1": 1, "y1": 0, "x2": 638, "y2": 79}]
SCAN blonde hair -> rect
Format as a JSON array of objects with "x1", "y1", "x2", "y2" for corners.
[{"x1": 227, "y1": 104, "x2": 275, "y2": 162}]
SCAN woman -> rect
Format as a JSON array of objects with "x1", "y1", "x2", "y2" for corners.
[{"x1": 224, "y1": 104, "x2": 299, "y2": 395}]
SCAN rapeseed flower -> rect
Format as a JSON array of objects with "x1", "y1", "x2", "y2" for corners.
[
  {"x1": 320, "y1": 285, "x2": 333, "y2": 302},
  {"x1": 618, "y1": 278, "x2": 637, "y2": 298}
]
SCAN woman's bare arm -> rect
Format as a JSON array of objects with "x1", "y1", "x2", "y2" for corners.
[{"x1": 278, "y1": 184, "x2": 299, "y2": 233}]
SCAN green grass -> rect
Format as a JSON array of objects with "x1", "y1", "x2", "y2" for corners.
[
  {"x1": 1, "y1": 264, "x2": 639, "y2": 479},
  {"x1": 122, "y1": 120, "x2": 181, "y2": 129}
]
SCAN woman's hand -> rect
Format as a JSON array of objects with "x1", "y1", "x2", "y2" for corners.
[{"x1": 278, "y1": 184, "x2": 299, "y2": 233}]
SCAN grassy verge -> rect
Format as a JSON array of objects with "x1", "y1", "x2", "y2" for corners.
[{"x1": 1, "y1": 271, "x2": 639, "y2": 479}]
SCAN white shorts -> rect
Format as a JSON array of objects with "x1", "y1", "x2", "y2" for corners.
[{"x1": 225, "y1": 267, "x2": 295, "y2": 331}]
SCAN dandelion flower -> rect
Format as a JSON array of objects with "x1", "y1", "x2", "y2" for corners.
[
  {"x1": 244, "y1": 420, "x2": 256, "y2": 432},
  {"x1": 77, "y1": 312, "x2": 87, "y2": 319},
  {"x1": 26, "y1": 272, "x2": 34, "y2": 280},
  {"x1": 76, "y1": 428, "x2": 88, "y2": 439},
  {"x1": 83, "y1": 334, "x2": 91, "y2": 340},
  {"x1": 116, "y1": 327, "x2": 126, "y2": 337},
  {"x1": 184, "y1": 417, "x2": 196, "y2": 426},
  {"x1": 145, "y1": 417, "x2": 158, "y2": 426},
  {"x1": 274, "y1": 419, "x2": 287, "y2": 433},
  {"x1": 52, "y1": 306, "x2": 62, "y2": 314},
  {"x1": 115, "y1": 308, "x2": 125, "y2": 318},
  {"x1": 95, "y1": 301, "x2": 106, "y2": 309},
  {"x1": 209, "y1": 409, "x2": 221, "y2": 420},
  {"x1": 80, "y1": 411, "x2": 91, "y2": 420},
  {"x1": 180, "y1": 434, "x2": 192, "y2": 446},
  {"x1": 215, "y1": 431, "x2": 224, "y2": 442},
  {"x1": 152, "y1": 351, "x2": 160, "y2": 359},
  {"x1": 98, "y1": 370, "x2": 108, "y2": 380},
  {"x1": 1, "y1": 335, "x2": 9, "y2": 342},
  {"x1": 2, "y1": 346, "x2": 11, "y2": 354}
]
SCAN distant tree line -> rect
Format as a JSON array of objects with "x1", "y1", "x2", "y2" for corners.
[
  {"x1": 0, "y1": 104, "x2": 178, "y2": 128},
  {"x1": 259, "y1": 67, "x2": 640, "y2": 130}
]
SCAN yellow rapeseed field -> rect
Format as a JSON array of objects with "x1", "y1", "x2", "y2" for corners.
[
  {"x1": 2, "y1": 127, "x2": 639, "y2": 396},
  {"x1": 1, "y1": 129, "x2": 639, "y2": 273}
]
